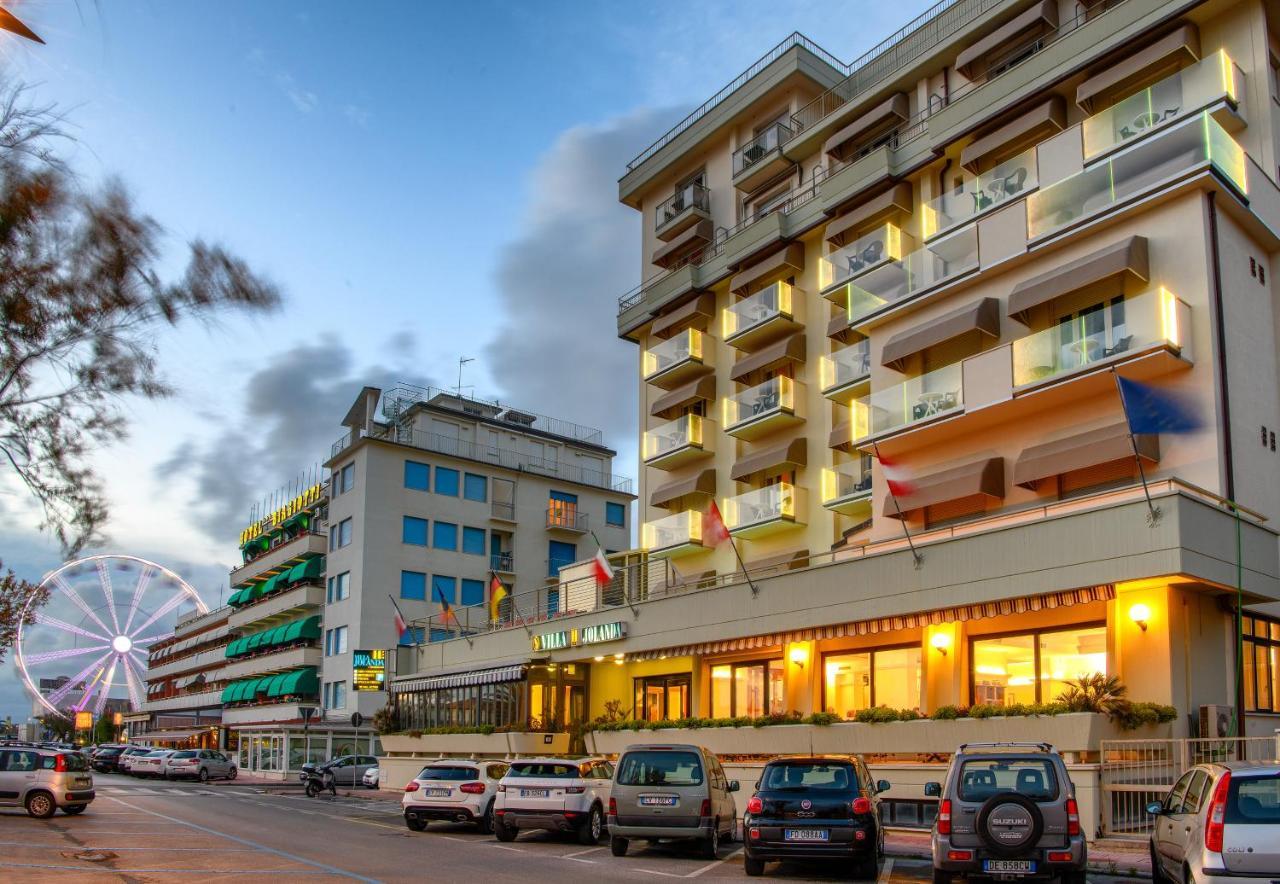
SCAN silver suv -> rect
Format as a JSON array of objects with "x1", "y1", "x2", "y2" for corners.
[
  {"x1": 0, "y1": 746, "x2": 95, "y2": 817},
  {"x1": 925, "y1": 742, "x2": 1086, "y2": 883}
]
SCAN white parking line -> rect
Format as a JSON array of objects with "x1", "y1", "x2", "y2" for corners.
[
  {"x1": 563, "y1": 846, "x2": 605, "y2": 858},
  {"x1": 878, "y1": 858, "x2": 895, "y2": 883},
  {"x1": 687, "y1": 848, "x2": 743, "y2": 877},
  {"x1": 491, "y1": 845, "x2": 524, "y2": 852}
]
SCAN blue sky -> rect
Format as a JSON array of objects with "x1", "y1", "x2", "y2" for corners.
[{"x1": 0, "y1": 0, "x2": 938, "y2": 722}]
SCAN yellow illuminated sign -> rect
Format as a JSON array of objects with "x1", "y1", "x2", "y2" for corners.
[
  {"x1": 74, "y1": 711, "x2": 92, "y2": 730},
  {"x1": 239, "y1": 482, "x2": 324, "y2": 545}
]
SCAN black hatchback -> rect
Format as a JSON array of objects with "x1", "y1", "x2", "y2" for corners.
[{"x1": 743, "y1": 755, "x2": 889, "y2": 878}]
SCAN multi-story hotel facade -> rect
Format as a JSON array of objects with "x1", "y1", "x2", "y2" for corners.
[
  {"x1": 390, "y1": 0, "x2": 1280, "y2": 836},
  {"x1": 130, "y1": 606, "x2": 232, "y2": 749}
]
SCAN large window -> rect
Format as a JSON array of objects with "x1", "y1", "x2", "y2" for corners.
[
  {"x1": 326, "y1": 571, "x2": 350, "y2": 602},
  {"x1": 400, "y1": 570, "x2": 426, "y2": 601},
  {"x1": 462, "y1": 526, "x2": 486, "y2": 556},
  {"x1": 404, "y1": 460, "x2": 430, "y2": 491},
  {"x1": 395, "y1": 680, "x2": 524, "y2": 731},
  {"x1": 339, "y1": 463, "x2": 355, "y2": 494},
  {"x1": 463, "y1": 473, "x2": 487, "y2": 502},
  {"x1": 971, "y1": 623, "x2": 1107, "y2": 706},
  {"x1": 823, "y1": 646, "x2": 922, "y2": 717},
  {"x1": 433, "y1": 521, "x2": 458, "y2": 550},
  {"x1": 460, "y1": 578, "x2": 485, "y2": 606},
  {"x1": 1244, "y1": 613, "x2": 1280, "y2": 713},
  {"x1": 325, "y1": 625, "x2": 348, "y2": 656},
  {"x1": 434, "y1": 467, "x2": 459, "y2": 496},
  {"x1": 402, "y1": 516, "x2": 428, "y2": 546},
  {"x1": 634, "y1": 674, "x2": 691, "y2": 722},
  {"x1": 710, "y1": 659, "x2": 784, "y2": 718},
  {"x1": 330, "y1": 518, "x2": 352, "y2": 550}
]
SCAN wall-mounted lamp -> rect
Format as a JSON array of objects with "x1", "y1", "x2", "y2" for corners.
[
  {"x1": 1129, "y1": 603, "x2": 1151, "y2": 632},
  {"x1": 930, "y1": 632, "x2": 952, "y2": 656},
  {"x1": 788, "y1": 646, "x2": 808, "y2": 668}
]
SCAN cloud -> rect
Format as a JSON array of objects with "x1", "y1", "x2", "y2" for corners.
[{"x1": 275, "y1": 72, "x2": 319, "y2": 114}]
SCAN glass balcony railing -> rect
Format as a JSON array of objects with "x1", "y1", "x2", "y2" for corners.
[
  {"x1": 723, "y1": 376, "x2": 800, "y2": 434},
  {"x1": 723, "y1": 483, "x2": 805, "y2": 535},
  {"x1": 1082, "y1": 50, "x2": 1242, "y2": 162},
  {"x1": 818, "y1": 224, "x2": 911, "y2": 294},
  {"x1": 641, "y1": 510, "x2": 707, "y2": 555},
  {"x1": 642, "y1": 414, "x2": 708, "y2": 464},
  {"x1": 1011, "y1": 287, "x2": 1190, "y2": 386},
  {"x1": 820, "y1": 339, "x2": 872, "y2": 397},
  {"x1": 846, "y1": 225, "x2": 980, "y2": 325},
  {"x1": 643, "y1": 328, "x2": 707, "y2": 383},
  {"x1": 1027, "y1": 111, "x2": 1246, "y2": 240},
  {"x1": 733, "y1": 121, "x2": 792, "y2": 176},
  {"x1": 821, "y1": 457, "x2": 874, "y2": 508},
  {"x1": 853, "y1": 362, "x2": 963, "y2": 441},
  {"x1": 921, "y1": 149, "x2": 1038, "y2": 240},
  {"x1": 723, "y1": 281, "x2": 795, "y2": 343},
  {"x1": 655, "y1": 182, "x2": 711, "y2": 230}
]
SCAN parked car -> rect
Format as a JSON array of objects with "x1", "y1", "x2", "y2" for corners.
[
  {"x1": 402, "y1": 760, "x2": 508, "y2": 833},
  {"x1": 926, "y1": 742, "x2": 1086, "y2": 884},
  {"x1": 129, "y1": 749, "x2": 175, "y2": 778},
  {"x1": 1148, "y1": 760, "x2": 1279, "y2": 883},
  {"x1": 313, "y1": 754, "x2": 378, "y2": 787},
  {"x1": 362, "y1": 766, "x2": 380, "y2": 789},
  {"x1": 495, "y1": 757, "x2": 613, "y2": 845},
  {"x1": 91, "y1": 746, "x2": 124, "y2": 773},
  {"x1": 743, "y1": 755, "x2": 887, "y2": 878},
  {"x1": 118, "y1": 746, "x2": 151, "y2": 774},
  {"x1": 607, "y1": 743, "x2": 738, "y2": 858},
  {"x1": 164, "y1": 749, "x2": 237, "y2": 782},
  {"x1": 0, "y1": 746, "x2": 94, "y2": 817}
]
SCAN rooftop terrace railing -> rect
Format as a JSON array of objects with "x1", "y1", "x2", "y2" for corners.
[{"x1": 381, "y1": 383, "x2": 606, "y2": 447}]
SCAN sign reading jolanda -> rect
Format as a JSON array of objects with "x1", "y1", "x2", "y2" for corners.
[{"x1": 531, "y1": 621, "x2": 627, "y2": 652}]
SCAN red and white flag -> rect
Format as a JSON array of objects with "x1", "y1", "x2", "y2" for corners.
[
  {"x1": 702, "y1": 501, "x2": 731, "y2": 547},
  {"x1": 592, "y1": 548, "x2": 615, "y2": 585},
  {"x1": 389, "y1": 594, "x2": 408, "y2": 640},
  {"x1": 877, "y1": 453, "x2": 915, "y2": 499}
]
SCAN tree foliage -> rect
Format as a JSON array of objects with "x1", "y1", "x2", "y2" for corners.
[
  {"x1": 0, "y1": 83, "x2": 281, "y2": 555},
  {"x1": 0, "y1": 558, "x2": 45, "y2": 665}
]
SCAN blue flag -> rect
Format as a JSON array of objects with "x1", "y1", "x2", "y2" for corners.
[{"x1": 1116, "y1": 376, "x2": 1202, "y2": 434}]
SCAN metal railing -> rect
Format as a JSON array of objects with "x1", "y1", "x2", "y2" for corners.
[
  {"x1": 491, "y1": 501, "x2": 516, "y2": 521},
  {"x1": 546, "y1": 507, "x2": 589, "y2": 532},
  {"x1": 490, "y1": 551, "x2": 514, "y2": 572},
  {"x1": 655, "y1": 183, "x2": 710, "y2": 230},
  {"x1": 380, "y1": 383, "x2": 606, "y2": 447},
  {"x1": 733, "y1": 121, "x2": 793, "y2": 176}
]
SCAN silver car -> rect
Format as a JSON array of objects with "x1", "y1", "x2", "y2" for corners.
[
  {"x1": 320, "y1": 754, "x2": 379, "y2": 787},
  {"x1": 0, "y1": 747, "x2": 95, "y2": 817},
  {"x1": 607, "y1": 744, "x2": 738, "y2": 858},
  {"x1": 164, "y1": 749, "x2": 237, "y2": 782},
  {"x1": 1148, "y1": 761, "x2": 1279, "y2": 883},
  {"x1": 130, "y1": 749, "x2": 175, "y2": 778}
]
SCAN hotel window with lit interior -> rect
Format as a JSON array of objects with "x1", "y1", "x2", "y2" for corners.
[{"x1": 971, "y1": 625, "x2": 1107, "y2": 706}]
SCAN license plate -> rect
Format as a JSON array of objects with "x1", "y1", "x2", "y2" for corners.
[
  {"x1": 983, "y1": 860, "x2": 1036, "y2": 874},
  {"x1": 75, "y1": 779, "x2": 90, "y2": 787},
  {"x1": 784, "y1": 828, "x2": 829, "y2": 842},
  {"x1": 424, "y1": 788, "x2": 450, "y2": 797},
  {"x1": 520, "y1": 789, "x2": 550, "y2": 798},
  {"x1": 640, "y1": 795, "x2": 678, "y2": 806}
]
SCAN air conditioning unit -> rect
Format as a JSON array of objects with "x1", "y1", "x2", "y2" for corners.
[{"x1": 1198, "y1": 704, "x2": 1233, "y2": 738}]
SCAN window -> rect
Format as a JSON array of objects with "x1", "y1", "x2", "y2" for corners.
[
  {"x1": 971, "y1": 624, "x2": 1107, "y2": 705},
  {"x1": 462, "y1": 526, "x2": 485, "y2": 555},
  {"x1": 402, "y1": 516, "x2": 428, "y2": 546},
  {"x1": 404, "y1": 460, "x2": 430, "y2": 491},
  {"x1": 823, "y1": 646, "x2": 923, "y2": 718},
  {"x1": 463, "y1": 473, "x2": 487, "y2": 502},
  {"x1": 548, "y1": 540, "x2": 576, "y2": 577},
  {"x1": 400, "y1": 570, "x2": 426, "y2": 601},
  {"x1": 339, "y1": 463, "x2": 355, "y2": 494},
  {"x1": 1243, "y1": 614, "x2": 1280, "y2": 713},
  {"x1": 325, "y1": 625, "x2": 348, "y2": 656},
  {"x1": 633, "y1": 674, "x2": 692, "y2": 722},
  {"x1": 326, "y1": 571, "x2": 350, "y2": 602},
  {"x1": 331, "y1": 681, "x2": 347, "y2": 710},
  {"x1": 957, "y1": 758, "x2": 1058, "y2": 802},
  {"x1": 330, "y1": 518, "x2": 352, "y2": 550},
  {"x1": 433, "y1": 521, "x2": 458, "y2": 550},
  {"x1": 710, "y1": 659, "x2": 784, "y2": 718},
  {"x1": 434, "y1": 467, "x2": 459, "y2": 496},
  {"x1": 460, "y1": 578, "x2": 484, "y2": 606},
  {"x1": 548, "y1": 490, "x2": 579, "y2": 529},
  {"x1": 606, "y1": 501, "x2": 626, "y2": 528},
  {"x1": 431, "y1": 575, "x2": 456, "y2": 605},
  {"x1": 616, "y1": 750, "x2": 703, "y2": 787}
]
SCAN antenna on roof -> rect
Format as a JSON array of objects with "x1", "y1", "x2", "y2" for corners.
[{"x1": 456, "y1": 356, "x2": 475, "y2": 398}]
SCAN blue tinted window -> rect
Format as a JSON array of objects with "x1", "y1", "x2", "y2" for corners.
[
  {"x1": 549, "y1": 540, "x2": 576, "y2": 577},
  {"x1": 434, "y1": 467, "x2": 459, "y2": 496},
  {"x1": 462, "y1": 526, "x2": 485, "y2": 555},
  {"x1": 463, "y1": 473, "x2": 487, "y2": 502},
  {"x1": 400, "y1": 571, "x2": 426, "y2": 601},
  {"x1": 404, "y1": 461, "x2": 430, "y2": 491},
  {"x1": 433, "y1": 521, "x2": 457, "y2": 550},
  {"x1": 402, "y1": 516, "x2": 428, "y2": 546},
  {"x1": 431, "y1": 575, "x2": 456, "y2": 605},
  {"x1": 550, "y1": 490, "x2": 578, "y2": 504},
  {"x1": 460, "y1": 578, "x2": 485, "y2": 606},
  {"x1": 606, "y1": 502, "x2": 626, "y2": 527}
]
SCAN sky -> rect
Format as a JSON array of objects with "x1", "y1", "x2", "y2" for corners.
[{"x1": 0, "y1": 0, "x2": 939, "y2": 722}]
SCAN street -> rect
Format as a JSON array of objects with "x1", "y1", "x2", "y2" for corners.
[{"x1": 0, "y1": 774, "x2": 1149, "y2": 883}]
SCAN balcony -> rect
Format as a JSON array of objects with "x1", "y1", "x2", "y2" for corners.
[
  {"x1": 723, "y1": 483, "x2": 806, "y2": 540},
  {"x1": 820, "y1": 339, "x2": 872, "y2": 402},
  {"x1": 643, "y1": 328, "x2": 712, "y2": 389},
  {"x1": 146, "y1": 647, "x2": 228, "y2": 681},
  {"x1": 921, "y1": 149, "x2": 1038, "y2": 240},
  {"x1": 844, "y1": 225, "x2": 980, "y2": 327},
  {"x1": 490, "y1": 551, "x2": 515, "y2": 574},
  {"x1": 641, "y1": 510, "x2": 711, "y2": 558},
  {"x1": 490, "y1": 500, "x2": 516, "y2": 522},
  {"x1": 546, "y1": 505, "x2": 589, "y2": 534},
  {"x1": 222, "y1": 702, "x2": 313, "y2": 726},
  {"x1": 853, "y1": 362, "x2": 963, "y2": 443},
  {"x1": 1027, "y1": 112, "x2": 1246, "y2": 241},
  {"x1": 655, "y1": 183, "x2": 711, "y2": 241},
  {"x1": 819, "y1": 223, "x2": 911, "y2": 299},
  {"x1": 724, "y1": 377, "x2": 803, "y2": 441},
  {"x1": 822, "y1": 458, "x2": 874, "y2": 519},
  {"x1": 733, "y1": 121, "x2": 793, "y2": 192},
  {"x1": 643, "y1": 414, "x2": 713, "y2": 470},
  {"x1": 230, "y1": 531, "x2": 326, "y2": 588},
  {"x1": 723, "y1": 282, "x2": 801, "y2": 351},
  {"x1": 228, "y1": 582, "x2": 324, "y2": 631},
  {"x1": 143, "y1": 689, "x2": 223, "y2": 714},
  {"x1": 222, "y1": 646, "x2": 322, "y2": 682},
  {"x1": 1081, "y1": 50, "x2": 1243, "y2": 163}
]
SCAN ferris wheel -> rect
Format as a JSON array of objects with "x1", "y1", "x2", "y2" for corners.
[{"x1": 16, "y1": 555, "x2": 207, "y2": 718}]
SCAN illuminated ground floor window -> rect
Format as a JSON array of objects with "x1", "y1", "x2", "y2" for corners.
[
  {"x1": 970, "y1": 623, "x2": 1107, "y2": 705},
  {"x1": 710, "y1": 659, "x2": 783, "y2": 718},
  {"x1": 822, "y1": 646, "x2": 922, "y2": 716}
]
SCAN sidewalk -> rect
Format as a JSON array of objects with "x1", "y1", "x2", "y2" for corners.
[{"x1": 883, "y1": 828, "x2": 1150, "y2": 878}]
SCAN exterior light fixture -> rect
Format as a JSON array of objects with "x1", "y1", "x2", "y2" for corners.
[
  {"x1": 788, "y1": 646, "x2": 808, "y2": 668},
  {"x1": 930, "y1": 632, "x2": 951, "y2": 656},
  {"x1": 593, "y1": 656, "x2": 604, "y2": 662},
  {"x1": 1129, "y1": 603, "x2": 1151, "y2": 632}
]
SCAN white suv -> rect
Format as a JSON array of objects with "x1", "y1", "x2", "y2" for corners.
[
  {"x1": 495, "y1": 757, "x2": 613, "y2": 845},
  {"x1": 402, "y1": 760, "x2": 508, "y2": 833}
]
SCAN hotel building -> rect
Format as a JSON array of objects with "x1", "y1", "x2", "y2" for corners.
[{"x1": 130, "y1": 606, "x2": 231, "y2": 749}]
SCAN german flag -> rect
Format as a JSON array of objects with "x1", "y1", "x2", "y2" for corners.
[{"x1": 489, "y1": 574, "x2": 509, "y2": 622}]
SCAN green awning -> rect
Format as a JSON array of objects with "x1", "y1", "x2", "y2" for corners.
[
  {"x1": 224, "y1": 637, "x2": 242, "y2": 658},
  {"x1": 285, "y1": 561, "x2": 307, "y2": 584},
  {"x1": 281, "y1": 614, "x2": 322, "y2": 644},
  {"x1": 295, "y1": 557, "x2": 325, "y2": 582},
  {"x1": 266, "y1": 624, "x2": 290, "y2": 646},
  {"x1": 258, "y1": 574, "x2": 281, "y2": 596},
  {"x1": 275, "y1": 667, "x2": 319, "y2": 698},
  {"x1": 264, "y1": 672, "x2": 291, "y2": 698},
  {"x1": 220, "y1": 683, "x2": 239, "y2": 702},
  {"x1": 281, "y1": 511, "x2": 311, "y2": 532},
  {"x1": 246, "y1": 632, "x2": 267, "y2": 651},
  {"x1": 226, "y1": 589, "x2": 245, "y2": 607}
]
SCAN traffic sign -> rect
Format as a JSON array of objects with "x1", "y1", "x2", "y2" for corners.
[{"x1": 350, "y1": 712, "x2": 364, "y2": 729}]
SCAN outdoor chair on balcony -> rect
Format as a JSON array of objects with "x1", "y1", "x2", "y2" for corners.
[
  {"x1": 1106, "y1": 334, "x2": 1134, "y2": 357},
  {"x1": 846, "y1": 240, "x2": 885, "y2": 277}
]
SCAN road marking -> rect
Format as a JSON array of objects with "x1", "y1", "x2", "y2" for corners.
[
  {"x1": 562, "y1": 856, "x2": 596, "y2": 864},
  {"x1": 440, "y1": 835, "x2": 470, "y2": 842},
  {"x1": 491, "y1": 845, "x2": 524, "y2": 852},
  {"x1": 563, "y1": 846, "x2": 605, "y2": 858},
  {"x1": 0, "y1": 861, "x2": 339, "y2": 875},
  {"x1": 634, "y1": 869, "x2": 684, "y2": 879},
  {"x1": 878, "y1": 857, "x2": 895, "y2": 883},
  {"x1": 0, "y1": 843, "x2": 258, "y2": 852},
  {"x1": 105, "y1": 797, "x2": 379, "y2": 882},
  {"x1": 686, "y1": 848, "x2": 743, "y2": 878}
]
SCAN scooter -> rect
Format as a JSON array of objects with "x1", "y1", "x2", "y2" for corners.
[{"x1": 300, "y1": 762, "x2": 337, "y2": 798}]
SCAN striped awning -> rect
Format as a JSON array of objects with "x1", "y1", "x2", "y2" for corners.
[
  {"x1": 627, "y1": 585, "x2": 1115, "y2": 661},
  {"x1": 392, "y1": 663, "x2": 527, "y2": 694}
]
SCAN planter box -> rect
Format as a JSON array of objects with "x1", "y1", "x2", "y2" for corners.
[{"x1": 380, "y1": 731, "x2": 569, "y2": 757}]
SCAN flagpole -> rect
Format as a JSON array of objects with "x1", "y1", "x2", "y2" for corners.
[
  {"x1": 729, "y1": 533, "x2": 759, "y2": 595},
  {"x1": 1112, "y1": 371, "x2": 1161, "y2": 526},
  {"x1": 872, "y1": 443, "x2": 922, "y2": 569}
]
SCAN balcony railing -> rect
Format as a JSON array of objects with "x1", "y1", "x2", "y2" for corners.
[
  {"x1": 724, "y1": 377, "x2": 801, "y2": 436},
  {"x1": 643, "y1": 328, "x2": 708, "y2": 385},
  {"x1": 1081, "y1": 50, "x2": 1241, "y2": 162},
  {"x1": 853, "y1": 362, "x2": 963, "y2": 441},
  {"x1": 846, "y1": 225, "x2": 980, "y2": 325},
  {"x1": 819, "y1": 224, "x2": 910, "y2": 295},
  {"x1": 490, "y1": 551, "x2": 515, "y2": 573},
  {"x1": 1012, "y1": 288, "x2": 1190, "y2": 387},
  {"x1": 921, "y1": 148, "x2": 1038, "y2": 240},
  {"x1": 643, "y1": 414, "x2": 711, "y2": 467},
  {"x1": 723, "y1": 281, "x2": 796, "y2": 344},
  {"x1": 1027, "y1": 112, "x2": 1246, "y2": 240},
  {"x1": 642, "y1": 510, "x2": 709, "y2": 556},
  {"x1": 723, "y1": 483, "x2": 806, "y2": 537},
  {"x1": 733, "y1": 121, "x2": 792, "y2": 177},
  {"x1": 491, "y1": 500, "x2": 515, "y2": 521},
  {"x1": 822, "y1": 458, "x2": 874, "y2": 512},
  {"x1": 820, "y1": 339, "x2": 872, "y2": 399},
  {"x1": 546, "y1": 506, "x2": 589, "y2": 533},
  {"x1": 656, "y1": 183, "x2": 711, "y2": 231}
]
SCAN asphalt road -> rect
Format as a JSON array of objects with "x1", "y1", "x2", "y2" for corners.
[{"x1": 0, "y1": 774, "x2": 1147, "y2": 883}]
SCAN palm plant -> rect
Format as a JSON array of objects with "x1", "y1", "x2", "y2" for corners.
[{"x1": 1055, "y1": 674, "x2": 1129, "y2": 715}]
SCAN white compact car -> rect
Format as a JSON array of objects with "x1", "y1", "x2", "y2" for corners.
[
  {"x1": 494, "y1": 757, "x2": 613, "y2": 845},
  {"x1": 129, "y1": 749, "x2": 174, "y2": 779},
  {"x1": 403, "y1": 760, "x2": 509, "y2": 833},
  {"x1": 362, "y1": 766, "x2": 380, "y2": 789}
]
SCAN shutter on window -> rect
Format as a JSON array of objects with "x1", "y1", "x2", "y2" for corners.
[
  {"x1": 924, "y1": 494, "x2": 986, "y2": 527},
  {"x1": 1059, "y1": 457, "x2": 1134, "y2": 494}
]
